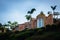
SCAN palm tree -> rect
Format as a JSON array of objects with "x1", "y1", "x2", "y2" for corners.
[
  {"x1": 25, "y1": 8, "x2": 36, "y2": 29},
  {"x1": 51, "y1": 5, "x2": 57, "y2": 18},
  {"x1": 27, "y1": 8, "x2": 36, "y2": 19},
  {"x1": 25, "y1": 15, "x2": 31, "y2": 29},
  {"x1": 8, "y1": 21, "x2": 18, "y2": 30},
  {"x1": 12, "y1": 22, "x2": 18, "y2": 29},
  {"x1": 3, "y1": 24, "x2": 8, "y2": 27},
  {"x1": 8, "y1": 21, "x2": 12, "y2": 29}
]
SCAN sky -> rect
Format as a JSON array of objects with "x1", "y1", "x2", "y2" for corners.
[{"x1": 0, "y1": 0, "x2": 60, "y2": 24}]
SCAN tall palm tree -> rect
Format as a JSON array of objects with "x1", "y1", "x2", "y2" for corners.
[
  {"x1": 25, "y1": 15, "x2": 31, "y2": 28},
  {"x1": 25, "y1": 8, "x2": 36, "y2": 29},
  {"x1": 51, "y1": 5, "x2": 57, "y2": 18},
  {"x1": 27, "y1": 8, "x2": 36, "y2": 19}
]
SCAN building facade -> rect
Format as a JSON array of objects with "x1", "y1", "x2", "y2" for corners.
[{"x1": 15, "y1": 12, "x2": 53, "y2": 31}]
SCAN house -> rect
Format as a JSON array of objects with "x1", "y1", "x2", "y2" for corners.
[
  {"x1": 15, "y1": 12, "x2": 53, "y2": 31},
  {"x1": 37, "y1": 12, "x2": 53, "y2": 28}
]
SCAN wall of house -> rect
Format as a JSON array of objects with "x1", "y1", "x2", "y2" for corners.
[
  {"x1": 16, "y1": 13, "x2": 53, "y2": 31},
  {"x1": 30, "y1": 19, "x2": 37, "y2": 29},
  {"x1": 36, "y1": 13, "x2": 53, "y2": 28},
  {"x1": 18, "y1": 24, "x2": 26, "y2": 31},
  {"x1": 45, "y1": 14, "x2": 53, "y2": 25}
]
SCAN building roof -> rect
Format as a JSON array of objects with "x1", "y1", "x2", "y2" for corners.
[
  {"x1": 38, "y1": 12, "x2": 45, "y2": 16},
  {"x1": 37, "y1": 12, "x2": 46, "y2": 19}
]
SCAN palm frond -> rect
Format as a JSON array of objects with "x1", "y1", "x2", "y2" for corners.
[
  {"x1": 51, "y1": 5, "x2": 57, "y2": 10},
  {"x1": 51, "y1": 6, "x2": 54, "y2": 10},
  {"x1": 31, "y1": 8, "x2": 36, "y2": 14},
  {"x1": 53, "y1": 5, "x2": 57, "y2": 10},
  {"x1": 25, "y1": 15, "x2": 31, "y2": 20},
  {"x1": 27, "y1": 11, "x2": 31, "y2": 14}
]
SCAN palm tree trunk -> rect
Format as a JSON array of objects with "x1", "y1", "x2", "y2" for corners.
[{"x1": 53, "y1": 10, "x2": 55, "y2": 19}]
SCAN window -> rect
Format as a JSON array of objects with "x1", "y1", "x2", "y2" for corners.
[{"x1": 37, "y1": 18, "x2": 44, "y2": 28}]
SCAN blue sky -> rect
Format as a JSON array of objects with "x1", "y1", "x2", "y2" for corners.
[{"x1": 0, "y1": 0, "x2": 60, "y2": 24}]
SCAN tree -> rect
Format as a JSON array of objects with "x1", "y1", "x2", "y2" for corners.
[
  {"x1": 8, "y1": 21, "x2": 11, "y2": 24},
  {"x1": 8, "y1": 21, "x2": 18, "y2": 30},
  {"x1": 28, "y1": 8, "x2": 36, "y2": 14},
  {"x1": 25, "y1": 15, "x2": 31, "y2": 29},
  {"x1": 25, "y1": 8, "x2": 36, "y2": 29},
  {"x1": 27, "y1": 8, "x2": 36, "y2": 19},
  {"x1": 0, "y1": 23, "x2": 6, "y2": 32},
  {"x1": 0, "y1": 23, "x2": 2, "y2": 27},
  {"x1": 12, "y1": 22, "x2": 18, "y2": 29},
  {"x1": 0, "y1": 23, "x2": 3, "y2": 32},
  {"x1": 51, "y1": 5, "x2": 57, "y2": 18},
  {"x1": 25, "y1": 8, "x2": 36, "y2": 21},
  {"x1": 3, "y1": 24, "x2": 8, "y2": 27}
]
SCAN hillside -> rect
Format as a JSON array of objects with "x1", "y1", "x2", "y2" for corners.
[{"x1": 0, "y1": 23, "x2": 60, "y2": 40}]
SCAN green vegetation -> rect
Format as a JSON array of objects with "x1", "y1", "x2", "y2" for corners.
[
  {"x1": 7, "y1": 21, "x2": 18, "y2": 30},
  {"x1": 0, "y1": 21, "x2": 18, "y2": 33},
  {"x1": 25, "y1": 8, "x2": 36, "y2": 21},
  {"x1": 51, "y1": 5, "x2": 57, "y2": 18},
  {"x1": 0, "y1": 23, "x2": 60, "y2": 40},
  {"x1": 25, "y1": 8, "x2": 36, "y2": 28}
]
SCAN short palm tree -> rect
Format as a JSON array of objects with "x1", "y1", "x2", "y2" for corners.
[
  {"x1": 0, "y1": 23, "x2": 6, "y2": 32},
  {"x1": 0, "y1": 23, "x2": 3, "y2": 32},
  {"x1": 12, "y1": 22, "x2": 18, "y2": 28},
  {"x1": 8, "y1": 21, "x2": 18, "y2": 30}
]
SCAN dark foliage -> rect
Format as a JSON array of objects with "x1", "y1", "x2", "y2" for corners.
[{"x1": 0, "y1": 23, "x2": 60, "y2": 40}]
